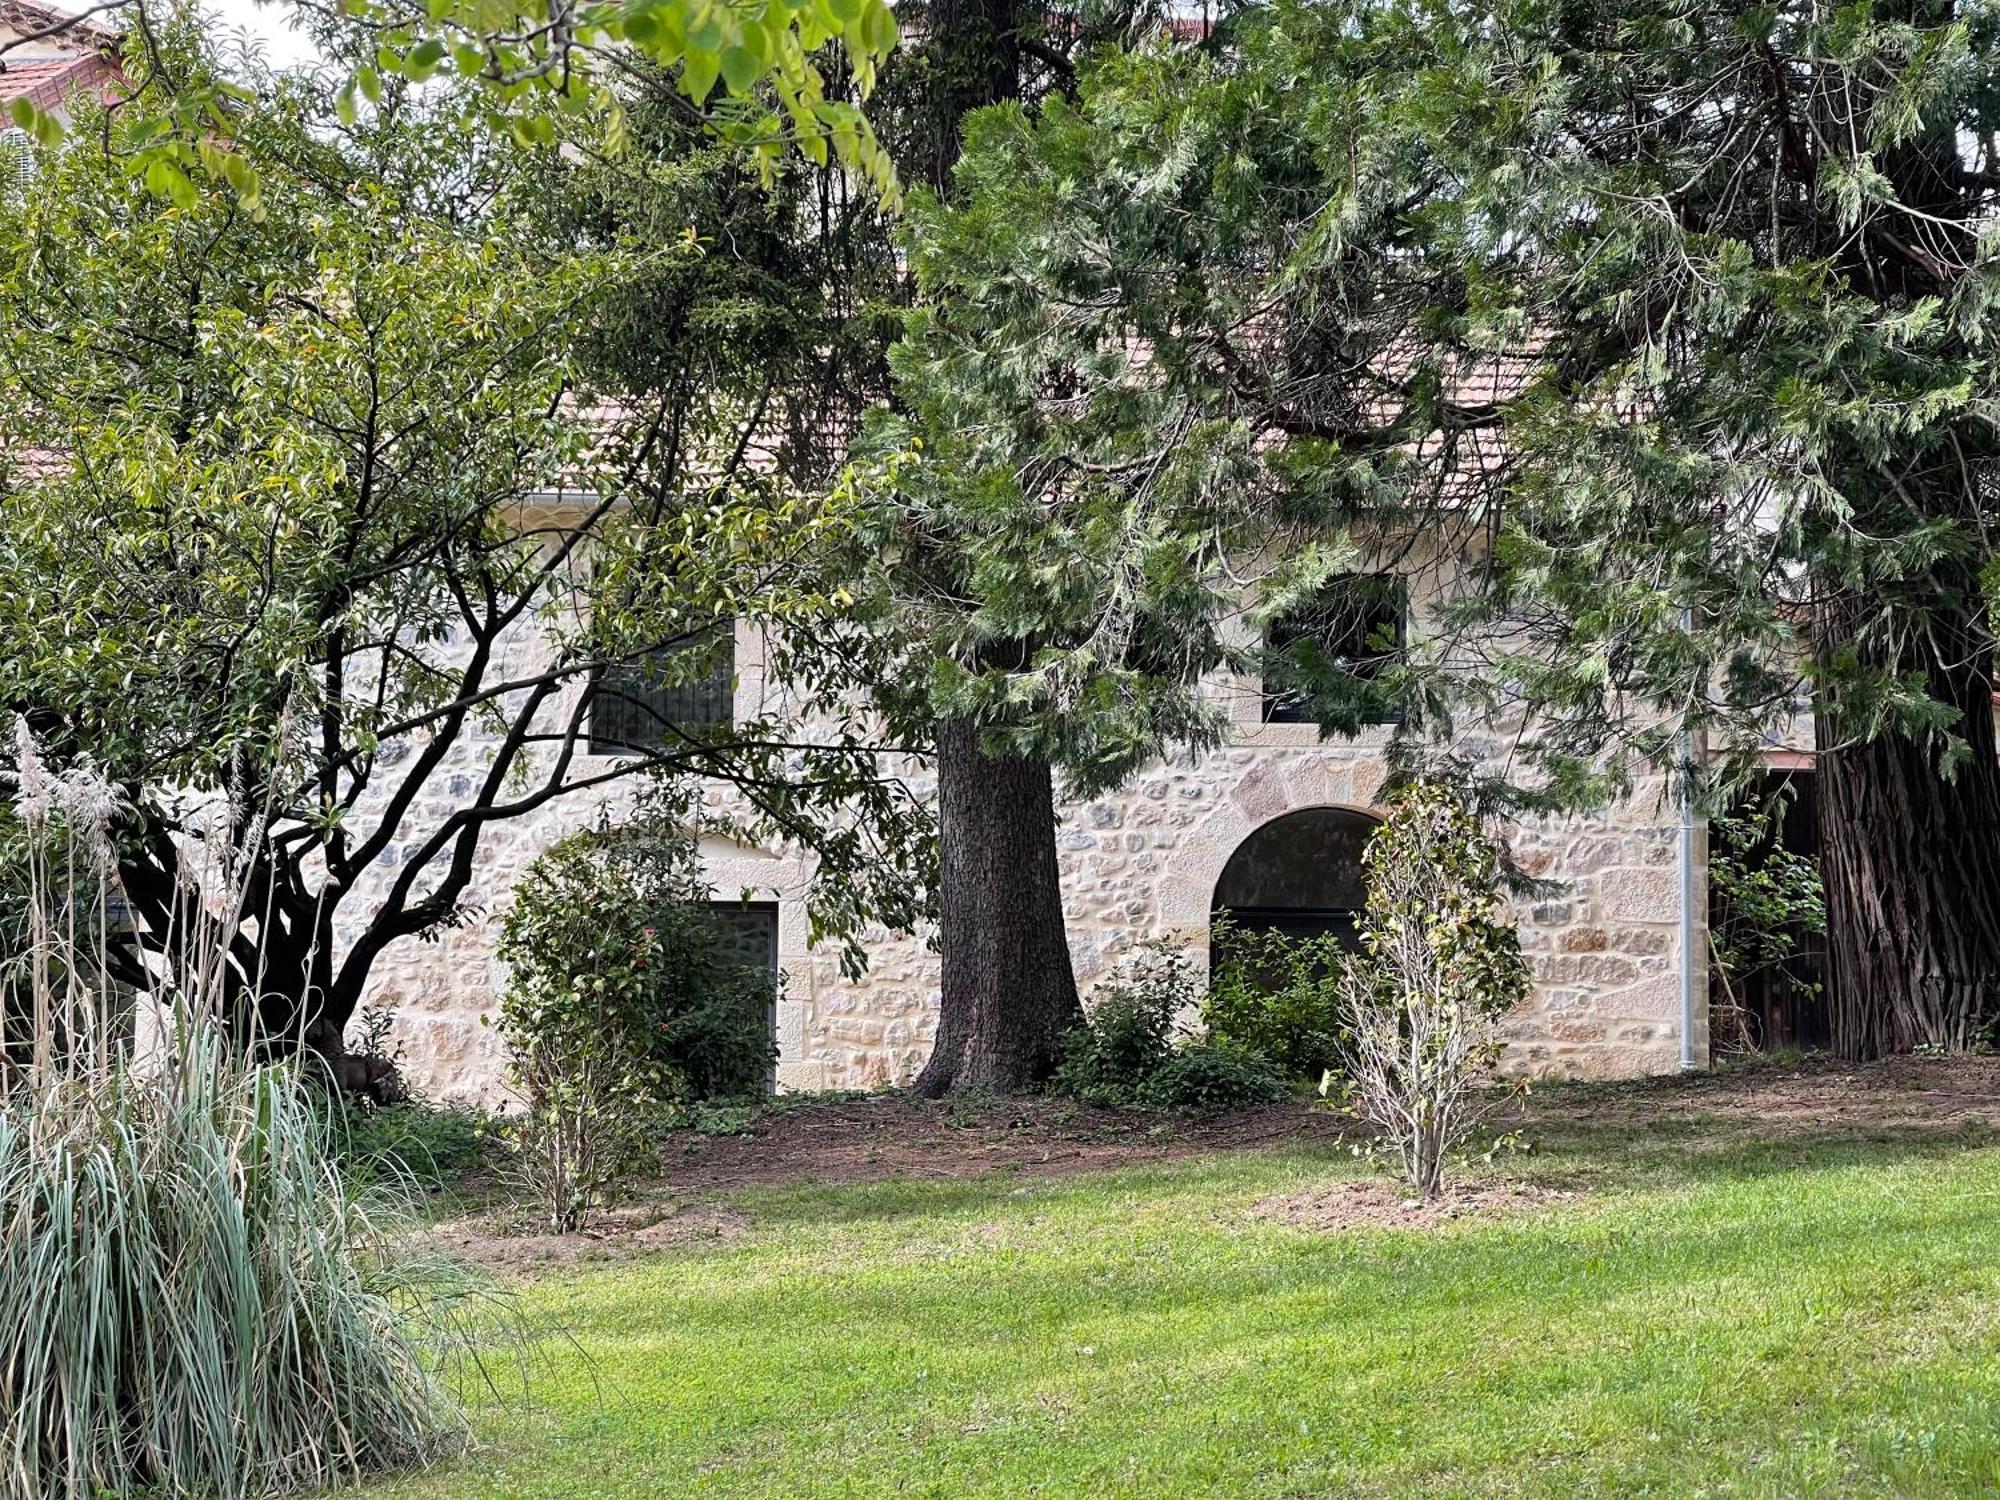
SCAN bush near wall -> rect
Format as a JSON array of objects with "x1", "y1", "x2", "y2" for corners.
[
  {"x1": 495, "y1": 784, "x2": 778, "y2": 1230},
  {"x1": 1204, "y1": 916, "x2": 1350, "y2": 1086},
  {"x1": 1051, "y1": 945, "x2": 1289, "y2": 1112}
]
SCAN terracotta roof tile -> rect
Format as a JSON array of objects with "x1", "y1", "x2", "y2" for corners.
[
  {"x1": 0, "y1": 0, "x2": 119, "y2": 47},
  {"x1": 0, "y1": 51, "x2": 118, "y2": 111}
]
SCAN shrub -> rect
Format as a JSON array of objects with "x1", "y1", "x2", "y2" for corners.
[
  {"x1": 1052, "y1": 944, "x2": 1289, "y2": 1113},
  {"x1": 1049, "y1": 946, "x2": 1183, "y2": 1106},
  {"x1": 495, "y1": 782, "x2": 777, "y2": 1230},
  {"x1": 1138, "y1": 1039, "x2": 1289, "y2": 1112},
  {"x1": 334, "y1": 1095, "x2": 498, "y2": 1193},
  {"x1": 1204, "y1": 915, "x2": 1350, "y2": 1084},
  {"x1": 1334, "y1": 779, "x2": 1532, "y2": 1199}
]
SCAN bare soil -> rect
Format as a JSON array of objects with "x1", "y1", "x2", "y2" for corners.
[
  {"x1": 427, "y1": 1055, "x2": 2000, "y2": 1268},
  {"x1": 658, "y1": 1092, "x2": 1350, "y2": 1190},
  {"x1": 414, "y1": 1197, "x2": 753, "y2": 1274},
  {"x1": 1510, "y1": 1051, "x2": 2000, "y2": 1139},
  {"x1": 1254, "y1": 1177, "x2": 1576, "y2": 1232}
]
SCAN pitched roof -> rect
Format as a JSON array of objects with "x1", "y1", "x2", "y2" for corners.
[
  {"x1": 0, "y1": 0, "x2": 120, "y2": 48},
  {"x1": 0, "y1": 49, "x2": 117, "y2": 110}
]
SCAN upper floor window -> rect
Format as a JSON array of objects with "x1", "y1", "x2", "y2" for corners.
[
  {"x1": 2, "y1": 129, "x2": 31, "y2": 197},
  {"x1": 588, "y1": 626, "x2": 735, "y2": 754},
  {"x1": 1261, "y1": 573, "x2": 1405, "y2": 725}
]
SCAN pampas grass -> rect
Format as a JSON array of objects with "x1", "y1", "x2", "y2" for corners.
[{"x1": 0, "y1": 721, "x2": 482, "y2": 1499}]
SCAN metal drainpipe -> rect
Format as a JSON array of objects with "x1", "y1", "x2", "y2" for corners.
[
  {"x1": 1678, "y1": 606, "x2": 1704, "y2": 1071},
  {"x1": 1678, "y1": 757, "x2": 1701, "y2": 1070}
]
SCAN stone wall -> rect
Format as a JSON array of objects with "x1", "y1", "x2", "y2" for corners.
[{"x1": 355, "y1": 614, "x2": 1705, "y2": 1102}]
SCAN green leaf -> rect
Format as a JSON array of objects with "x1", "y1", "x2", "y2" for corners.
[
  {"x1": 684, "y1": 1, "x2": 727, "y2": 53},
  {"x1": 680, "y1": 50, "x2": 720, "y2": 103},
  {"x1": 719, "y1": 45, "x2": 760, "y2": 93},
  {"x1": 404, "y1": 38, "x2": 449, "y2": 79}
]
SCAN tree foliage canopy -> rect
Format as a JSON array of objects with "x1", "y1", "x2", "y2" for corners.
[
  {"x1": 1407, "y1": 0, "x2": 2000, "y2": 792},
  {"x1": 0, "y1": 64, "x2": 928, "y2": 1057},
  {"x1": 848, "y1": 14, "x2": 1507, "y2": 794},
  {"x1": 3, "y1": 0, "x2": 901, "y2": 204}
]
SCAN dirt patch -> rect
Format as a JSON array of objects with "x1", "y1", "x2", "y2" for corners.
[
  {"x1": 422, "y1": 1056, "x2": 2000, "y2": 1268},
  {"x1": 1510, "y1": 1053, "x2": 2000, "y2": 1140},
  {"x1": 415, "y1": 1195, "x2": 750, "y2": 1275},
  {"x1": 654, "y1": 1092, "x2": 1353, "y2": 1192},
  {"x1": 650, "y1": 1056, "x2": 2000, "y2": 1197},
  {"x1": 1254, "y1": 1177, "x2": 1574, "y2": 1233}
]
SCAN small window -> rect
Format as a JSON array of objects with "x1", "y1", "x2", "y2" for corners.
[
  {"x1": 588, "y1": 626, "x2": 735, "y2": 754},
  {"x1": 1262, "y1": 574, "x2": 1405, "y2": 725}
]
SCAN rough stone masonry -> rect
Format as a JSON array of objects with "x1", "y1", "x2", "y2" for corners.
[{"x1": 352, "y1": 610, "x2": 1707, "y2": 1105}]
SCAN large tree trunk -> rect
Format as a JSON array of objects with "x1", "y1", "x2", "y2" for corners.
[
  {"x1": 913, "y1": 718, "x2": 1082, "y2": 1095},
  {"x1": 912, "y1": 0, "x2": 1023, "y2": 192},
  {"x1": 905, "y1": 0, "x2": 1082, "y2": 1094},
  {"x1": 1817, "y1": 610, "x2": 2000, "y2": 1058}
]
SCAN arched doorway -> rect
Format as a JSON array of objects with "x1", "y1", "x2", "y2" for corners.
[{"x1": 1210, "y1": 807, "x2": 1377, "y2": 965}]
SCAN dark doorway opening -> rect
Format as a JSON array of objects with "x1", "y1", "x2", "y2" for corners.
[
  {"x1": 707, "y1": 900, "x2": 780, "y2": 1090},
  {"x1": 1210, "y1": 807, "x2": 1377, "y2": 977},
  {"x1": 1708, "y1": 769, "x2": 1830, "y2": 1052}
]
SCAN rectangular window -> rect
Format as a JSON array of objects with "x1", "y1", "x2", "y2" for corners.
[
  {"x1": 1262, "y1": 574, "x2": 1405, "y2": 725},
  {"x1": 588, "y1": 626, "x2": 735, "y2": 754}
]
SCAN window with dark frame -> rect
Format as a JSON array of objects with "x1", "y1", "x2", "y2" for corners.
[
  {"x1": 1261, "y1": 573, "x2": 1406, "y2": 725},
  {"x1": 588, "y1": 626, "x2": 736, "y2": 754}
]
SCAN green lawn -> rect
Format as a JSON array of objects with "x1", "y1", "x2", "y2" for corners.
[{"x1": 374, "y1": 1090, "x2": 2000, "y2": 1498}]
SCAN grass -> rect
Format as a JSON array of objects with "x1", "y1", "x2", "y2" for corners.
[{"x1": 370, "y1": 1089, "x2": 2000, "y2": 1499}]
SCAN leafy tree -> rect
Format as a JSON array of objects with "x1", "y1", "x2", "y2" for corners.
[
  {"x1": 564, "y1": 4, "x2": 1150, "y2": 1095},
  {"x1": 2, "y1": 0, "x2": 900, "y2": 201},
  {"x1": 0, "y1": 63, "x2": 927, "y2": 1086},
  {"x1": 496, "y1": 782, "x2": 775, "y2": 1231},
  {"x1": 1335, "y1": 779, "x2": 1530, "y2": 1200}
]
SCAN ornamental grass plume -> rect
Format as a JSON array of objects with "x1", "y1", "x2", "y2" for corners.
[{"x1": 0, "y1": 720, "x2": 483, "y2": 1499}]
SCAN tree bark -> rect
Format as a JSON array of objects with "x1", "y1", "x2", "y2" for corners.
[
  {"x1": 911, "y1": 0, "x2": 1023, "y2": 193},
  {"x1": 1817, "y1": 608, "x2": 2000, "y2": 1058},
  {"x1": 903, "y1": 0, "x2": 1084, "y2": 1094},
  {"x1": 913, "y1": 718, "x2": 1082, "y2": 1095}
]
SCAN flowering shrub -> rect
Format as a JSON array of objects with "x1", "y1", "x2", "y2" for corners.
[{"x1": 495, "y1": 784, "x2": 776, "y2": 1231}]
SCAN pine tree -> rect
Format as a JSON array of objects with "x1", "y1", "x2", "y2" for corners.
[
  {"x1": 854, "y1": 16, "x2": 1485, "y2": 1091},
  {"x1": 1431, "y1": 0, "x2": 2000, "y2": 1055}
]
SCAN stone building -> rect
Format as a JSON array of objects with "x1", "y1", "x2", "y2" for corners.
[
  {"x1": 0, "y1": 0, "x2": 1719, "y2": 1103},
  {"x1": 360, "y1": 540, "x2": 1712, "y2": 1105}
]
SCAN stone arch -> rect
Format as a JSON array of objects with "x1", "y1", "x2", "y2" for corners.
[
  {"x1": 1210, "y1": 806, "x2": 1379, "y2": 953},
  {"x1": 1153, "y1": 754, "x2": 1388, "y2": 958}
]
